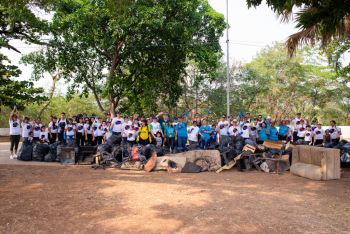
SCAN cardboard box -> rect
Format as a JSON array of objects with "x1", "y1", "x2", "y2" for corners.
[
  {"x1": 285, "y1": 141, "x2": 299, "y2": 151},
  {"x1": 263, "y1": 140, "x2": 284, "y2": 150}
]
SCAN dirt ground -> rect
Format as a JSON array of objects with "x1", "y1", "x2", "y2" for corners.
[{"x1": 0, "y1": 165, "x2": 350, "y2": 234}]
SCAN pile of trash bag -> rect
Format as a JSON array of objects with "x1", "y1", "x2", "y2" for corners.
[
  {"x1": 17, "y1": 143, "x2": 33, "y2": 161},
  {"x1": 33, "y1": 142, "x2": 49, "y2": 161},
  {"x1": 96, "y1": 144, "x2": 111, "y2": 154},
  {"x1": 105, "y1": 135, "x2": 122, "y2": 146}
]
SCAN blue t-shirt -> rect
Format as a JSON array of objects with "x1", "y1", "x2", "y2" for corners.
[
  {"x1": 176, "y1": 122, "x2": 188, "y2": 137},
  {"x1": 158, "y1": 118, "x2": 168, "y2": 133},
  {"x1": 258, "y1": 127, "x2": 268, "y2": 141},
  {"x1": 267, "y1": 126, "x2": 278, "y2": 141},
  {"x1": 279, "y1": 124, "x2": 289, "y2": 136},
  {"x1": 199, "y1": 125, "x2": 212, "y2": 140},
  {"x1": 210, "y1": 130, "x2": 217, "y2": 142},
  {"x1": 164, "y1": 125, "x2": 175, "y2": 138}
]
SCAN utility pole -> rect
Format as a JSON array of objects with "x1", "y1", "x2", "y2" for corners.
[{"x1": 226, "y1": 0, "x2": 230, "y2": 117}]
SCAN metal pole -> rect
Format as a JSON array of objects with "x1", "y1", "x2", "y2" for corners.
[{"x1": 226, "y1": 0, "x2": 230, "y2": 117}]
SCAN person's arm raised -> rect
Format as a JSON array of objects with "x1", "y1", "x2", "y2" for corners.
[
  {"x1": 9, "y1": 106, "x2": 15, "y2": 121},
  {"x1": 69, "y1": 108, "x2": 72, "y2": 118}
]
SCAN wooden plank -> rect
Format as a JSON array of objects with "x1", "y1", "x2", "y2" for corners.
[{"x1": 263, "y1": 140, "x2": 284, "y2": 150}]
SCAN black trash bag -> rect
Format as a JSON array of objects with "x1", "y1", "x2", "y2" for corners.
[
  {"x1": 114, "y1": 147, "x2": 123, "y2": 162},
  {"x1": 235, "y1": 149, "x2": 242, "y2": 156},
  {"x1": 218, "y1": 144, "x2": 230, "y2": 153},
  {"x1": 49, "y1": 141, "x2": 60, "y2": 150},
  {"x1": 296, "y1": 139, "x2": 308, "y2": 145},
  {"x1": 222, "y1": 148, "x2": 237, "y2": 166},
  {"x1": 328, "y1": 142, "x2": 339, "y2": 148},
  {"x1": 342, "y1": 143, "x2": 350, "y2": 153},
  {"x1": 17, "y1": 144, "x2": 33, "y2": 161},
  {"x1": 96, "y1": 144, "x2": 111, "y2": 154},
  {"x1": 234, "y1": 142, "x2": 244, "y2": 151},
  {"x1": 55, "y1": 142, "x2": 66, "y2": 162},
  {"x1": 186, "y1": 144, "x2": 200, "y2": 151},
  {"x1": 33, "y1": 142, "x2": 49, "y2": 161},
  {"x1": 44, "y1": 148, "x2": 56, "y2": 162},
  {"x1": 105, "y1": 135, "x2": 122, "y2": 146},
  {"x1": 323, "y1": 142, "x2": 331, "y2": 148},
  {"x1": 338, "y1": 140, "x2": 348, "y2": 148},
  {"x1": 220, "y1": 135, "x2": 232, "y2": 147},
  {"x1": 267, "y1": 148, "x2": 279, "y2": 155},
  {"x1": 161, "y1": 146, "x2": 171, "y2": 155},
  {"x1": 173, "y1": 147, "x2": 185, "y2": 154},
  {"x1": 66, "y1": 139, "x2": 78, "y2": 147},
  {"x1": 245, "y1": 139, "x2": 255, "y2": 147},
  {"x1": 233, "y1": 135, "x2": 245, "y2": 144},
  {"x1": 181, "y1": 162, "x2": 202, "y2": 173},
  {"x1": 139, "y1": 145, "x2": 150, "y2": 158}
]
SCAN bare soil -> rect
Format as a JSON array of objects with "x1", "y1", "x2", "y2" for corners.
[{"x1": 1, "y1": 165, "x2": 350, "y2": 234}]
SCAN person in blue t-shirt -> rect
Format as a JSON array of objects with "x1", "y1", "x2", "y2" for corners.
[
  {"x1": 164, "y1": 120, "x2": 175, "y2": 150},
  {"x1": 278, "y1": 120, "x2": 290, "y2": 142},
  {"x1": 257, "y1": 122, "x2": 268, "y2": 144},
  {"x1": 175, "y1": 113, "x2": 189, "y2": 149},
  {"x1": 266, "y1": 121, "x2": 279, "y2": 141},
  {"x1": 199, "y1": 120, "x2": 212, "y2": 149},
  {"x1": 210, "y1": 125, "x2": 218, "y2": 144}
]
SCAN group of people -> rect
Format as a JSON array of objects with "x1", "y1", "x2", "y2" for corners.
[{"x1": 8, "y1": 106, "x2": 342, "y2": 159}]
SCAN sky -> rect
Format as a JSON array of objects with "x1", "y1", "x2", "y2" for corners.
[{"x1": 1, "y1": 1, "x2": 335, "y2": 93}]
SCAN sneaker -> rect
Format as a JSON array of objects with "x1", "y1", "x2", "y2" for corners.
[
  {"x1": 13, "y1": 154, "x2": 17, "y2": 159},
  {"x1": 10, "y1": 155, "x2": 14, "y2": 159}
]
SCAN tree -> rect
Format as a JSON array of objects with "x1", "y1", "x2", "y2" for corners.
[{"x1": 48, "y1": 0, "x2": 226, "y2": 117}]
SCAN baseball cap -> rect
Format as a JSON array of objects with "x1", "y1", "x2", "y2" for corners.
[
  {"x1": 129, "y1": 114, "x2": 133, "y2": 117},
  {"x1": 53, "y1": 116, "x2": 57, "y2": 119},
  {"x1": 300, "y1": 119, "x2": 305, "y2": 121},
  {"x1": 91, "y1": 113, "x2": 96, "y2": 116},
  {"x1": 297, "y1": 112, "x2": 301, "y2": 115},
  {"x1": 174, "y1": 116, "x2": 178, "y2": 120},
  {"x1": 24, "y1": 117, "x2": 29, "y2": 120},
  {"x1": 152, "y1": 116, "x2": 157, "y2": 119},
  {"x1": 317, "y1": 122, "x2": 322, "y2": 125},
  {"x1": 193, "y1": 120, "x2": 197, "y2": 123},
  {"x1": 232, "y1": 119, "x2": 237, "y2": 122},
  {"x1": 179, "y1": 116, "x2": 184, "y2": 119},
  {"x1": 169, "y1": 119, "x2": 173, "y2": 123},
  {"x1": 98, "y1": 117, "x2": 102, "y2": 119},
  {"x1": 246, "y1": 112, "x2": 250, "y2": 114},
  {"x1": 83, "y1": 113, "x2": 87, "y2": 115},
  {"x1": 266, "y1": 116, "x2": 271, "y2": 119},
  {"x1": 68, "y1": 118, "x2": 73, "y2": 121},
  {"x1": 117, "y1": 111, "x2": 121, "y2": 114},
  {"x1": 134, "y1": 118, "x2": 139, "y2": 121},
  {"x1": 141, "y1": 115, "x2": 145, "y2": 118},
  {"x1": 124, "y1": 115, "x2": 128, "y2": 118},
  {"x1": 107, "y1": 113, "x2": 111, "y2": 115}
]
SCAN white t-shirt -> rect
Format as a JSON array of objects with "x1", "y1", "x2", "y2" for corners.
[
  {"x1": 304, "y1": 131, "x2": 313, "y2": 142},
  {"x1": 100, "y1": 125, "x2": 108, "y2": 135},
  {"x1": 84, "y1": 123, "x2": 92, "y2": 134},
  {"x1": 21, "y1": 122, "x2": 32, "y2": 138},
  {"x1": 172, "y1": 122, "x2": 179, "y2": 129},
  {"x1": 296, "y1": 124, "x2": 306, "y2": 137},
  {"x1": 328, "y1": 126, "x2": 341, "y2": 139},
  {"x1": 92, "y1": 122, "x2": 102, "y2": 136},
  {"x1": 287, "y1": 124, "x2": 293, "y2": 137},
  {"x1": 188, "y1": 126, "x2": 199, "y2": 142},
  {"x1": 76, "y1": 123, "x2": 85, "y2": 133},
  {"x1": 9, "y1": 120, "x2": 21, "y2": 135},
  {"x1": 134, "y1": 124, "x2": 140, "y2": 135},
  {"x1": 122, "y1": 121, "x2": 133, "y2": 133},
  {"x1": 291, "y1": 118, "x2": 301, "y2": 127},
  {"x1": 314, "y1": 128, "x2": 325, "y2": 140},
  {"x1": 257, "y1": 121, "x2": 264, "y2": 128},
  {"x1": 49, "y1": 121, "x2": 58, "y2": 133},
  {"x1": 218, "y1": 121, "x2": 229, "y2": 136},
  {"x1": 249, "y1": 123, "x2": 259, "y2": 136},
  {"x1": 240, "y1": 123, "x2": 250, "y2": 138},
  {"x1": 111, "y1": 118, "x2": 124, "y2": 132},
  {"x1": 229, "y1": 125, "x2": 241, "y2": 137},
  {"x1": 125, "y1": 130, "x2": 136, "y2": 141},
  {"x1": 33, "y1": 123, "x2": 42, "y2": 138},
  {"x1": 40, "y1": 131, "x2": 48, "y2": 140},
  {"x1": 65, "y1": 124, "x2": 76, "y2": 136},
  {"x1": 246, "y1": 118, "x2": 251, "y2": 123},
  {"x1": 57, "y1": 119, "x2": 67, "y2": 133},
  {"x1": 310, "y1": 125, "x2": 317, "y2": 134},
  {"x1": 150, "y1": 122, "x2": 161, "y2": 135}
]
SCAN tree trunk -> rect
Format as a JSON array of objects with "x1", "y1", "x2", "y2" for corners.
[
  {"x1": 36, "y1": 77, "x2": 59, "y2": 119},
  {"x1": 110, "y1": 95, "x2": 116, "y2": 118}
]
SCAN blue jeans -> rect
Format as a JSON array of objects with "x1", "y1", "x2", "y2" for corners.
[
  {"x1": 122, "y1": 137, "x2": 127, "y2": 143},
  {"x1": 57, "y1": 133, "x2": 66, "y2": 143},
  {"x1": 67, "y1": 135, "x2": 75, "y2": 139},
  {"x1": 177, "y1": 136, "x2": 187, "y2": 149},
  {"x1": 112, "y1": 132, "x2": 121, "y2": 136},
  {"x1": 200, "y1": 139, "x2": 209, "y2": 149}
]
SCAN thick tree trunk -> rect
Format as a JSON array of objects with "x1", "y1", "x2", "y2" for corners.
[{"x1": 36, "y1": 77, "x2": 58, "y2": 119}]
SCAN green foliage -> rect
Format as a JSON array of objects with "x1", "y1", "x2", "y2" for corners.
[{"x1": 47, "y1": 0, "x2": 226, "y2": 115}]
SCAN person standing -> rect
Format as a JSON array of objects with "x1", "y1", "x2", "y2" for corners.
[
  {"x1": 121, "y1": 115, "x2": 133, "y2": 143},
  {"x1": 278, "y1": 120, "x2": 290, "y2": 142},
  {"x1": 266, "y1": 121, "x2": 279, "y2": 141},
  {"x1": 240, "y1": 117, "x2": 250, "y2": 140},
  {"x1": 64, "y1": 118, "x2": 76, "y2": 139},
  {"x1": 84, "y1": 118, "x2": 94, "y2": 146},
  {"x1": 21, "y1": 116, "x2": 33, "y2": 143},
  {"x1": 123, "y1": 125, "x2": 136, "y2": 145},
  {"x1": 175, "y1": 113, "x2": 189, "y2": 149},
  {"x1": 198, "y1": 119, "x2": 211, "y2": 149},
  {"x1": 138, "y1": 120, "x2": 151, "y2": 145},
  {"x1": 218, "y1": 115, "x2": 229, "y2": 139},
  {"x1": 295, "y1": 119, "x2": 307, "y2": 141},
  {"x1": 48, "y1": 116, "x2": 58, "y2": 144},
  {"x1": 313, "y1": 123, "x2": 325, "y2": 145},
  {"x1": 249, "y1": 118, "x2": 259, "y2": 143},
  {"x1": 187, "y1": 120, "x2": 199, "y2": 145},
  {"x1": 9, "y1": 106, "x2": 21, "y2": 159},
  {"x1": 57, "y1": 112, "x2": 68, "y2": 143},
  {"x1": 291, "y1": 112, "x2": 302, "y2": 141},
  {"x1": 150, "y1": 116, "x2": 163, "y2": 144},
  {"x1": 328, "y1": 120, "x2": 341, "y2": 143},
  {"x1": 304, "y1": 125, "x2": 313, "y2": 145},
  {"x1": 257, "y1": 122, "x2": 268, "y2": 144},
  {"x1": 76, "y1": 117, "x2": 85, "y2": 146},
  {"x1": 32, "y1": 118, "x2": 43, "y2": 141},
  {"x1": 156, "y1": 112, "x2": 170, "y2": 134},
  {"x1": 164, "y1": 120, "x2": 175, "y2": 151},
  {"x1": 111, "y1": 111, "x2": 124, "y2": 136},
  {"x1": 105, "y1": 113, "x2": 112, "y2": 123},
  {"x1": 229, "y1": 119, "x2": 241, "y2": 137}
]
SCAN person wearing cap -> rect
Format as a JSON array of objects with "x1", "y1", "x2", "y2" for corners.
[
  {"x1": 129, "y1": 114, "x2": 134, "y2": 122},
  {"x1": 240, "y1": 116, "x2": 250, "y2": 139},
  {"x1": 291, "y1": 112, "x2": 302, "y2": 141},
  {"x1": 229, "y1": 119, "x2": 241, "y2": 137},
  {"x1": 94, "y1": 117, "x2": 104, "y2": 145},
  {"x1": 48, "y1": 116, "x2": 58, "y2": 144},
  {"x1": 139, "y1": 115, "x2": 145, "y2": 125},
  {"x1": 218, "y1": 114, "x2": 229, "y2": 139},
  {"x1": 64, "y1": 118, "x2": 76, "y2": 139},
  {"x1": 175, "y1": 112, "x2": 189, "y2": 149},
  {"x1": 91, "y1": 113, "x2": 98, "y2": 123},
  {"x1": 265, "y1": 116, "x2": 272, "y2": 128},
  {"x1": 84, "y1": 117, "x2": 94, "y2": 145},
  {"x1": 83, "y1": 113, "x2": 87, "y2": 119},
  {"x1": 105, "y1": 113, "x2": 112, "y2": 123},
  {"x1": 266, "y1": 121, "x2": 278, "y2": 141},
  {"x1": 257, "y1": 115, "x2": 264, "y2": 127},
  {"x1": 57, "y1": 112, "x2": 68, "y2": 143},
  {"x1": 76, "y1": 116, "x2": 85, "y2": 146},
  {"x1": 111, "y1": 111, "x2": 124, "y2": 136},
  {"x1": 9, "y1": 106, "x2": 21, "y2": 159},
  {"x1": 309, "y1": 120, "x2": 317, "y2": 145},
  {"x1": 278, "y1": 120, "x2": 290, "y2": 142},
  {"x1": 156, "y1": 112, "x2": 170, "y2": 134},
  {"x1": 249, "y1": 118, "x2": 259, "y2": 143},
  {"x1": 313, "y1": 123, "x2": 325, "y2": 145},
  {"x1": 150, "y1": 116, "x2": 163, "y2": 144},
  {"x1": 245, "y1": 112, "x2": 251, "y2": 123},
  {"x1": 324, "y1": 129, "x2": 332, "y2": 143},
  {"x1": 164, "y1": 120, "x2": 175, "y2": 150},
  {"x1": 21, "y1": 115, "x2": 34, "y2": 144},
  {"x1": 187, "y1": 120, "x2": 199, "y2": 145},
  {"x1": 198, "y1": 119, "x2": 212, "y2": 149},
  {"x1": 194, "y1": 109, "x2": 209, "y2": 122},
  {"x1": 294, "y1": 119, "x2": 307, "y2": 141},
  {"x1": 121, "y1": 115, "x2": 133, "y2": 143},
  {"x1": 133, "y1": 118, "x2": 140, "y2": 136},
  {"x1": 328, "y1": 120, "x2": 341, "y2": 143},
  {"x1": 138, "y1": 120, "x2": 151, "y2": 146}
]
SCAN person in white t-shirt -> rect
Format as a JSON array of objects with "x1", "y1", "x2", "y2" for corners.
[
  {"x1": 303, "y1": 125, "x2": 313, "y2": 145},
  {"x1": 48, "y1": 116, "x2": 59, "y2": 144},
  {"x1": 64, "y1": 118, "x2": 76, "y2": 139},
  {"x1": 57, "y1": 112, "x2": 68, "y2": 143},
  {"x1": 150, "y1": 116, "x2": 163, "y2": 144},
  {"x1": 32, "y1": 118, "x2": 43, "y2": 141},
  {"x1": 121, "y1": 115, "x2": 133, "y2": 143},
  {"x1": 218, "y1": 115, "x2": 229, "y2": 139},
  {"x1": 84, "y1": 117, "x2": 94, "y2": 146},
  {"x1": 123, "y1": 125, "x2": 136, "y2": 145},
  {"x1": 104, "y1": 121, "x2": 112, "y2": 142},
  {"x1": 257, "y1": 115, "x2": 264, "y2": 128},
  {"x1": 92, "y1": 117, "x2": 103, "y2": 145},
  {"x1": 9, "y1": 106, "x2": 21, "y2": 159},
  {"x1": 291, "y1": 112, "x2": 302, "y2": 141},
  {"x1": 229, "y1": 119, "x2": 241, "y2": 137},
  {"x1": 310, "y1": 120, "x2": 317, "y2": 145},
  {"x1": 249, "y1": 118, "x2": 259, "y2": 143},
  {"x1": 286, "y1": 119, "x2": 293, "y2": 142},
  {"x1": 187, "y1": 120, "x2": 199, "y2": 145},
  {"x1": 328, "y1": 120, "x2": 341, "y2": 143},
  {"x1": 76, "y1": 117, "x2": 85, "y2": 146},
  {"x1": 240, "y1": 117, "x2": 250, "y2": 139},
  {"x1": 111, "y1": 111, "x2": 124, "y2": 136},
  {"x1": 39, "y1": 126, "x2": 49, "y2": 142},
  {"x1": 22, "y1": 116, "x2": 33, "y2": 142},
  {"x1": 313, "y1": 123, "x2": 325, "y2": 145},
  {"x1": 294, "y1": 119, "x2": 306, "y2": 141},
  {"x1": 133, "y1": 119, "x2": 140, "y2": 136}
]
